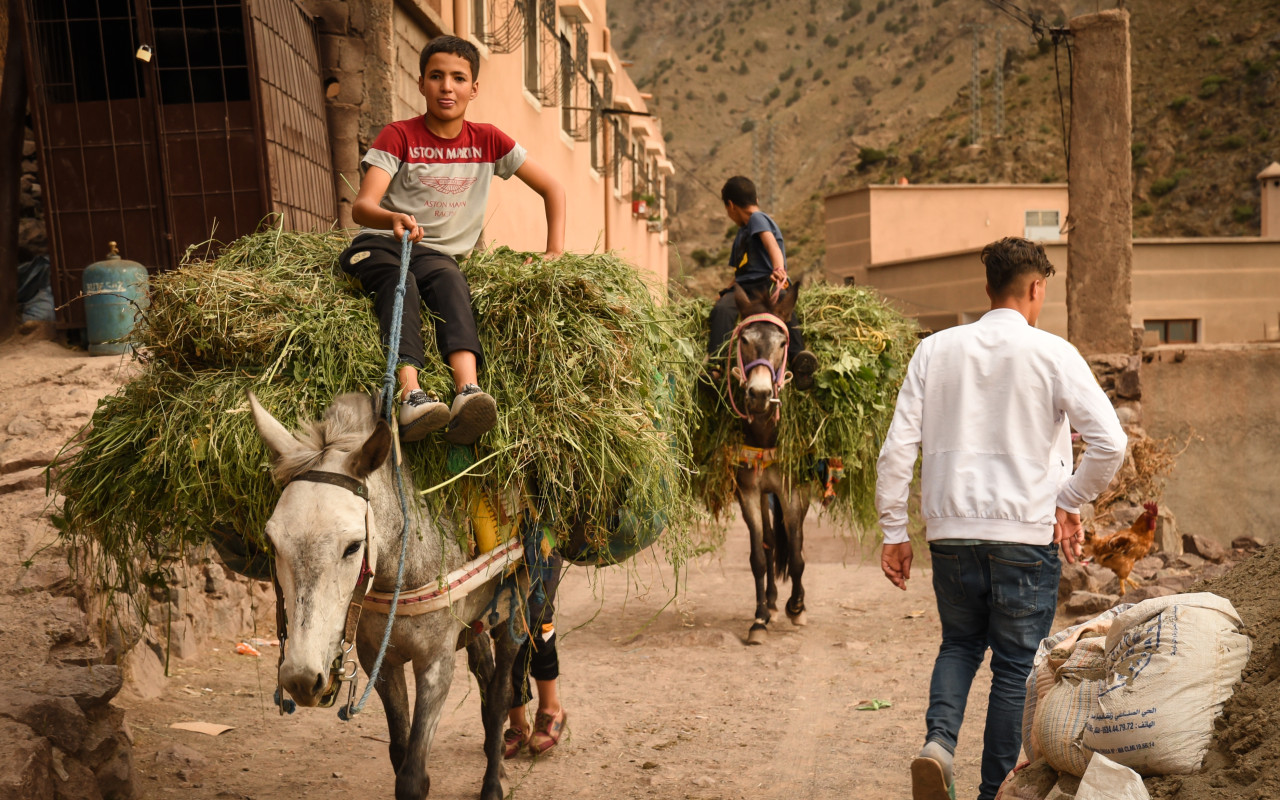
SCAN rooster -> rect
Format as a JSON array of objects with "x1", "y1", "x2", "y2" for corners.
[{"x1": 1084, "y1": 502, "x2": 1159, "y2": 596}]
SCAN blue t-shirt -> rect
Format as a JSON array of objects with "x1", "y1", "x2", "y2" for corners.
[{"x1": 730, "y1": 211, "x2": 786, "y2": 284}]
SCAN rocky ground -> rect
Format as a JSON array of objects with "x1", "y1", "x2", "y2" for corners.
[{"x1": 1058, "y1": 532, "x2": 1266, "y2": 625}]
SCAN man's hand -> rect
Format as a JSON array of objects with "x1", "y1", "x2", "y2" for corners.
[
  {"x1": 881, "y1": 542, "x2": 914, "y2": 590},
  {"x1": 391, "y1": 213, "x2": 422, "y2": 243},
  {"x1": 1054, "y1": 507, "x2": 1083, "y2": 564}
]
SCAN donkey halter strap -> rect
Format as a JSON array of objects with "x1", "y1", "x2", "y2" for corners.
[
  {"x1": 728, "y1": 312, "x2": 791, "y2": 422},
  {"x1": 283, "y1": 470, "x2": 378, "y2": 708}
]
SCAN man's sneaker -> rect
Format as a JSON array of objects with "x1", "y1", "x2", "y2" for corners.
[
  {"x1": 399, "y1": 389, "x2": 449, "y2": 442},
  {"x1": 911, "y1": 741, "x2": 956, "y2": 800},
  {"x1": 444, "y1": 384, "x2": 497, "y2": 445},
  {"x1": 790, "y1": 349, "x2": 818, "y2": 391}
]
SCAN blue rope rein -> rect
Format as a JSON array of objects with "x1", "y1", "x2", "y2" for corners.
[{"x1": 340, "y1": 232, "x2": 414, "y2": 720}]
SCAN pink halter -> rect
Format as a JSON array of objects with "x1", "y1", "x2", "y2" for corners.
[{"x1": 726, "y1": 312, "x2": 791, "y2": 422}]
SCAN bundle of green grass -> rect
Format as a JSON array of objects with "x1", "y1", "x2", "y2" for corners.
[
  {"x1": 676, "y1": 284, "x2": 919, "y2": 529},
  {"x1": 54, "y1": 228, "x2": 705, "y2": 596}
]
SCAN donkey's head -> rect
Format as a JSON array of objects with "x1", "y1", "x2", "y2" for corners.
[
  {"x1": 248, "y1": 392, "x2": 391, "y2": 707},
  {"x1": 732, "y1": 280, "x2": 800, "y2": 417}
]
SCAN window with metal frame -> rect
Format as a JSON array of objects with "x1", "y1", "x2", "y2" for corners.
[
  {"x1": 588, "y1": 81, "x2": 600, "y2": 171},
  {"x1": 1144, "y1": 319, "x2": 1198, "y2": 344},
  {"x1": 559, "y1": 31, "x2": 573, "y2": 133},
  {"x1": 1024, "y1": 209, "x2": 1061, "y2": 241},
  {"x1": 522, "y1": 0, "x2": 538, "y2": 96},
  {"x1": 474, "y1": 0, "x2": 522, "y2": 53}
]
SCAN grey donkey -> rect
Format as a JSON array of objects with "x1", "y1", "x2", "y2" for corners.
[{"x1": 250, "y1": 391, "x2": 524, "y2": 800}]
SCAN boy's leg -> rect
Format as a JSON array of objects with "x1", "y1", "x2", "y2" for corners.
[
  {"x1": 340, "y1": 237, "x2": 448, "y2": 439},
  {"x1": 527, "y1": 558, "x2": 566, "y2": 754},
  {"x1": 708, "y1": 289, "x2": 740, "y2": 360},
  {"x1": 785, "y1": 313, "x2": 818, "y2": 390},
  {"x1": 410, "y1": 250, "x2": 496, "y2": 445},
  {"x1": 505, "y1": 638, "x2": 533, "y2": 757}
]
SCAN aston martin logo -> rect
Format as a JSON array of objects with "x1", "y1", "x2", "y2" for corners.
[{"x1": 418, "y1": 176, "x2": 478, "y2": 194}]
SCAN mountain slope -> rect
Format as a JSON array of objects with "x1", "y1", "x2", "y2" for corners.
[{"x1": 608, "y1": 0, "x2": 1279, "y2": 293}]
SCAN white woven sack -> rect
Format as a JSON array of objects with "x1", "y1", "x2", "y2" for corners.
[
  {"x1": 1075, "y1": 753, "x2": 1150, "y2": 800},
  {"x1": 1081, "y1": 592, "x2": 1251, "y2": 775},
  {"x1": 1022, "y1": 604, "x2": 1131, "y2": 762},
  {"x1": 1035, "y1": 639, "x2": 1106, "y2": 776}
]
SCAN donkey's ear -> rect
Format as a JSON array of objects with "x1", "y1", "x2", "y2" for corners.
[
  {"x1": 733, "y1": 282, "x2": 753, "y2": 314},
  {"x1": 347, "y1": 419, "x2": 392, "y2": 479},
  {"x1": 248, "y1": 390, "x2": 302, "y2": 462},
  {"x1": 774, "y1": 278, "x2": 801, "y2": 321}
]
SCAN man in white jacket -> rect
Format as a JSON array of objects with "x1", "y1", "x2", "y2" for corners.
[{"x1": 875, "y1": 237, "x2": 1126, "y2": 800}]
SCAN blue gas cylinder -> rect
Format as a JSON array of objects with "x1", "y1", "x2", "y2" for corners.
[{"x1": 82, "y1": 241, "x2": 149, "y2": 355}]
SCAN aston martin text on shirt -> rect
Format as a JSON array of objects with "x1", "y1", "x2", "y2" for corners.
[{"x1": 359, "y1": 118, "x2": 528, "y2": 256}]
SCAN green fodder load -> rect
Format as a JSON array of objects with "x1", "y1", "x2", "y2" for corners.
[
  {"x1": 54, "y1": 229, "x2": 704, "y2": 597},
  {"x1": 678, "y1": 283, "x2": 918, "y2": 529}
]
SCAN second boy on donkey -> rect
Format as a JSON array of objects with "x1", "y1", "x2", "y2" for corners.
[
  {"x1": 341, "y1": 36, "x2": 566, "y2": 445},
  {"x1": 707, "y1": 176, "x2": 817, "y2": 388}
]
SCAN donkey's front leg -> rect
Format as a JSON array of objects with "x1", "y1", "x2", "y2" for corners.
[
  {"x1": 359, "y1": 641, "x2": 412, "y2": 773},
  {"x1": 738, "y1": 483, "x2": 771, "y2": 645},
  {"x1": 762, "y1": 493, "x2": 779, "y2": 613},
  {"x1": 477, "y1": 627, "x2": 520, "y2": 800},
  {"x1": 466, "y1": 628, "x2": 515, "y2": 800},
  {"x1": 783, "y1": 493, "x2": 810, "y2": 627},
  {"x1": 397, "y1": 651, "x2": 455, "y2": 800}
]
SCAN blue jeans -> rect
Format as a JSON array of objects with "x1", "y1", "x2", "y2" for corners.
[{"x1": 926, "y1": 543, "x2": 1060, "y2": 800}]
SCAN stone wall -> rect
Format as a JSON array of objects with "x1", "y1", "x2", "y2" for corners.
[
  {"x1": 106, "y1": 550, "x2": 276, "y2": 703},
  {"x1": 1142, "y1": 343, "x2": 1280, "y2": 546}
]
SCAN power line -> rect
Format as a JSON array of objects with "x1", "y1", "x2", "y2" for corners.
[{"x1": 663, "y1": 151, "x2": 725, "y2": 202}]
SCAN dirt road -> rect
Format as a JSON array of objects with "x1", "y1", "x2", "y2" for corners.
[{"x1": 121, "y1": 520, "x2": 1000, "y2": 800}]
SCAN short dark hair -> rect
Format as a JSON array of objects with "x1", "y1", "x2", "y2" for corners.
[
  {"x1": 721, "y1": 176, "x2": 758, "y2": 207},
  {"x1": 420, "y1": 36, "x2": 481, "y2": 80},
  {"x1": 981, "y1": 236, "x2": 1056, "y2": 296}
]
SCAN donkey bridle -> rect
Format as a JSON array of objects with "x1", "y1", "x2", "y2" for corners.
[
  {"x1": 727, "y1": 312, "x2": 791, "y2": 422},
  {"x1": 274, "y1": 470, "x2": 377, "y2": 713}
]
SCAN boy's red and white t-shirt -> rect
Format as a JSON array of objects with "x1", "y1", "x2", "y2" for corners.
[{"x1": 360, "y1": 118, "x2": 527, "y2": 256}]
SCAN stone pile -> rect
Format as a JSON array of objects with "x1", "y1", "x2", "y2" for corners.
[
  {"x1": 0, "y1": 666, "x2": 133, "y2": 800},
  {"x1": 1058, "y1": 535, "x2": 1265, "y2": 623}
]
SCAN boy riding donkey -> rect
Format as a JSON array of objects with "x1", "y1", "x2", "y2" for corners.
[
  {"x1": 707, "y1": 176, "x2": 817, "y2": 388},
  {"x1": 341, "y1": 36, "x2": 570, "y2": 754},
  {"x1": 343, "y1": 36, "x2": 566, "y2": 446}
]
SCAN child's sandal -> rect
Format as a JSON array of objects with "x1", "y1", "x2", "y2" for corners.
[
  {"x1": 503, "y1": 726, "x2": 529, "y2": 759},
  {"x1": 528, "y1": 709, "x2": 567, "y2": 755}
]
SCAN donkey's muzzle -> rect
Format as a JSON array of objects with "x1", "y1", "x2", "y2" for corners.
[{"x1": 280, "y1": 664, "x2": 329, "y2": 707}]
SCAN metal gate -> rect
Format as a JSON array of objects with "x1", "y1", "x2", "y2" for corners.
[{"x1": 21, "y1": 0, "x2": 334, "y2": 330}]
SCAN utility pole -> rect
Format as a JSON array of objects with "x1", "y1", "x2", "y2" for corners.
[
  {"x1": 766, "y1": 121, "x2": 777, "y2": 211},
  {"x1": 962, "y1": 23, "x2": 986, "y2": 145},
  {"x1": 1066, "y1": 10, "x2": 1133, "y2": 355},
  {"x1": 751, "y1": 123, "x2": 760, "y2": 189},
  {"x1": 993, "y1": 28, "x2": 1005, "y2": 138}
]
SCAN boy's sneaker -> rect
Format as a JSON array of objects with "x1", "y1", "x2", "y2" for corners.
[
  {"x1": 444, "y1": 384, "x2": 497, "y2": 445},
  {"x1": 399, "y1": 389, "x2": 449, "y2": 442},
  {"x1": 790, "y1": 349, "x2": 818, "y2": 391}
]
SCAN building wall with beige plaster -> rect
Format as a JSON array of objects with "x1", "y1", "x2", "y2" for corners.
[{"x1": 306, "y1": 0, "x2": 670, "y2": 283}]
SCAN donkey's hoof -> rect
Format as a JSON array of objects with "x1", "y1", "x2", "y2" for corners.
[
  {"x1": 788, "y1": 610, "x2": 808, "y2": 627},
  {"x1": 746, "y1": 623, "x2": 768, "y2": 645}
]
